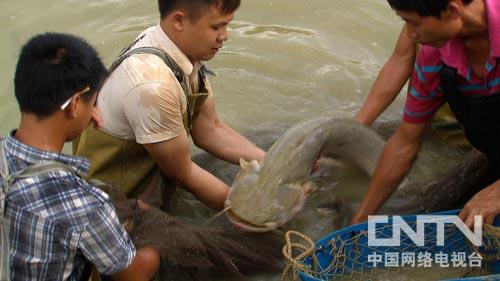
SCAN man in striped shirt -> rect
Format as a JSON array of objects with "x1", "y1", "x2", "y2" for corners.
[
  {"x1": 2, "y1": 33, "x2": 159, "y2": 280},
  {"x1": 352, "y1": 0, "x2": 500, "y2": 227}
]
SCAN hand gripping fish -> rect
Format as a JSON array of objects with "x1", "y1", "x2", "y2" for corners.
[{"x1": 224, "y1": 118, "x2": 386, "y2": 232}]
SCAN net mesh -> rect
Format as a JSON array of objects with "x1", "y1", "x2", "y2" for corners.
[
  {"x1": 108, "y1": 183, "x2": 285, "y2": 281},
  {"x1": 283, "y1": 218, "x2": 500, "y2": 281}
]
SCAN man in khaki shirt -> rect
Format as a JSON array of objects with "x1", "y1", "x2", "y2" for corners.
[{"x1": 75, "y1": 0, "x2": 265, "y2": 210}]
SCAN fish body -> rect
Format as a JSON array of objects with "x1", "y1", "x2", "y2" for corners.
[
  {"x1": 314, "y1": 121, "x2": 490, "y2": 218},
  {"x1": 225, "y1": 117, "x2": 490, "y2": 232},
  {"x1": 225, "y1": 118, "x2": 386, "y2": 231}
]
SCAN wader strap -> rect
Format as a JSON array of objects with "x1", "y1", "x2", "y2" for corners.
[
  {"x1": 109, "y1": 47, "x2": 186, "y2": 93},
  {"x1": 108, "y1": 34, "x2": 187, "y2": 101},
  {"x1": 440, "y1": 65, "x2": 467, "y2": 122},
  {"x1": 0, "y1": 140, "x2": 83, "y2": 281},
  {"x1": 439, "y1": 64, "x2": 500, "y2": 174},
  {"x1": 440, "y1": 65, "x2": 459, "y2": 101},
  {"x1": 108, "y1": 36, "x2": 194, "y2": 127}
]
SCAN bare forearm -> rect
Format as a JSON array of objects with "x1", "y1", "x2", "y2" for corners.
[
  {"x1": 196, "y1": 121, "x2": 265, "y2": 164},
  {"x1": 165, "y1": 161, "x2": 229, "y2": 210},
  {"x1": 355, "y1": 25, "x2": 416, "y2": 125},
  {"x1": 144, "y1": 134, "x2": 230, "y2": 210},
  {"x1": 354, "y1": 131, "x2": 421, "y2": 221},
  {"x1": 354, "y1": 63, "x2": 410, "y2": 125}
]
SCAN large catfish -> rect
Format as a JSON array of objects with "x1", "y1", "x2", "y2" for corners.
[
  {"x1": 223, "y1": 117, "x2": 490, "y2": 232},
  {"x1": 224, "y1": 118, "x2": 386, "y2": 232}
]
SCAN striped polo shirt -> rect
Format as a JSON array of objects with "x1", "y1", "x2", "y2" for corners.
[{"x1": 403, "y1": 0, "x2": 500, "y2": 123}]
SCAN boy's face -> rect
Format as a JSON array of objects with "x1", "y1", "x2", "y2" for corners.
[
  {"x1": 397, "y1": 10, "x2": 461, "y2": 48},
  {"x1": 181, "y1": 6, "x2": 234, "y2": 62}
]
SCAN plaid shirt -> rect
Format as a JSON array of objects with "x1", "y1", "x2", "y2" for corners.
[{"x1": 2, "y1": 132, "x2": 135, "y2": 281}]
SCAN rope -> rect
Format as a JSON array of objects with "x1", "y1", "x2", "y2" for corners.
[
  {"x1": 484, "y1": 223, "x2": 500, "y2": 238},
  {"x1": 473, "y1": 224, "x2": 500, "y2": 262},
  {"x1": 281, "y1": 230, "x2": 318, "y2": 281}
]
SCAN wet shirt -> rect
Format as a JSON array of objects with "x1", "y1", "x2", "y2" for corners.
[
  {"x1": 98, "y1": 24, "x2": 213, "y2": 144},
  {"x1": 403, "y1": 0, "x2": 500, "y2": 123},
  {"x1": 2, "y1": 133, "x2": 135, "y2": 280}
]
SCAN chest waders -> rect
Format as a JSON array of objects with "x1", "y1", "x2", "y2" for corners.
[
  {"x1": 440, "y1": 63, "x2": 500, "y2": 178},
  {"x1": 73, "y1": 36, "x2": 211, "y2": 197},
  {"x1": 0, "y1": 140, "x2": 94, "y2": 281}
]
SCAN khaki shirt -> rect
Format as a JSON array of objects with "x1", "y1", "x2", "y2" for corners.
[
  {"x1": 98, "y1": 24, "x2": 213, "y2": 144},
  {"x1": 74, "y1": 25, "x2": 213, "y2": 196}
]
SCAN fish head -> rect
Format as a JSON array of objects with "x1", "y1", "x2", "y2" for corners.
[
  {"x1": 226, "y1": 158, "x2": 315, "y2": 232},
  {"x1": 230, "y1": 158, "x2": 262, "y2": 192},
  {"x1": 225, "y1": 158, "x2": 266, "y2": 232},
  {"x1": 225, "y1": 158, "x2": 262, "y2": 213}
]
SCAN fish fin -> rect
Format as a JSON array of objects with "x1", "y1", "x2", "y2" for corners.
[{"x1": 239, "y1": 158, "x2": 249, "y2": 168}]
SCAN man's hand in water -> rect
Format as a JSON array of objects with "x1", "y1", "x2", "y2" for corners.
[
  {"x1": 459, "y1": 181, "x2": 500, "y2": 228},
  {"x1": 351, "y1": 212, "x2": 369, "y2": 225}
]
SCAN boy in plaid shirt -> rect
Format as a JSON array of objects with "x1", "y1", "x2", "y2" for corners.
[{"x1": 1, "y1": 33, "x2": 159, "y2": 281}]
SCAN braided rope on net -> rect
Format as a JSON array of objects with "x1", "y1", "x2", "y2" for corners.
[
  {"x1": 281, "y1": 230, "x2": 318, "y2": 281},
  {"x1": 281, "y1": 223, "x2": 500, "y2": 281},
  {"x1": 473, "y1": 224, "x2": 500, "y2": 262}
]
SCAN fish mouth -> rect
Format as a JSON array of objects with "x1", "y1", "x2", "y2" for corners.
[
  {"x1": 225, "y1": 191, "x2": 308, "y2": 233},
  {"x1": 225, "y1": 209, "x2": 278, "y2": 233}
]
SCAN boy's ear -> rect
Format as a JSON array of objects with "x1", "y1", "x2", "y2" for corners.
[{"x1": 66, "y1": 94, "x2": 80, "y2": 118}]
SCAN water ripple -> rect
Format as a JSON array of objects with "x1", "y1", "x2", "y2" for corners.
[{"x1": 230, "y1": 21, "x2": 318, "y2": 38}]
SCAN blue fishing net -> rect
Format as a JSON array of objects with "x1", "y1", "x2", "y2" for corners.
[{"x1": 284, "y1": 210, "x2": 499, "y2": 281}]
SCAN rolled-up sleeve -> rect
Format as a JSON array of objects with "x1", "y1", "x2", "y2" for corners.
[{"x1": 79, "y1": 202, "x2": 136, "y2": 275}]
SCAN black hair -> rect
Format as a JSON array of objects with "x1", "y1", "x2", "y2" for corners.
[
  {"x1": 14, "y1": 33, "x2": 107, "y2": 117},
  {"x1": 387, "y1": 0, "x2": 473, "y2": 18},
  {"x1": 158, "y1": 0, "x2": 240, "y2": 21}
]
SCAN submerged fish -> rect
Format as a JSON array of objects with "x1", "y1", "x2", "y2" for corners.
[
  {"x1": 315, "y1": 129, "x2": 490, "y2": 217},
  {"x1": 224, "y1": 118, "x2": 386, "y2": 232},
  {"x1": 380, "y1": 148, "x2": 489, "y2": 214},
  {"x1": 314, "y1": 148, "x2": 489, "y2": 220}
]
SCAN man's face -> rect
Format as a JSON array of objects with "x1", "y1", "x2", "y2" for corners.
[
  {"x1": 397, "y1": 10, "x2": 461, "y2": 48},
  {"x1": 182, "y1": 6, "x2": 234, "y2": 62}
]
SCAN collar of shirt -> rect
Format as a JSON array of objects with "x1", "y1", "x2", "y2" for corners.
[
  {"x1": 150, "y1": 23, "x2": 203, "y2": 77},
  {"x1": 4, "y1": 131, "x2": 91, "y2": 176},
  {"x1": 439, "y1": 0, "x2": 500, "y2": 78}
]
